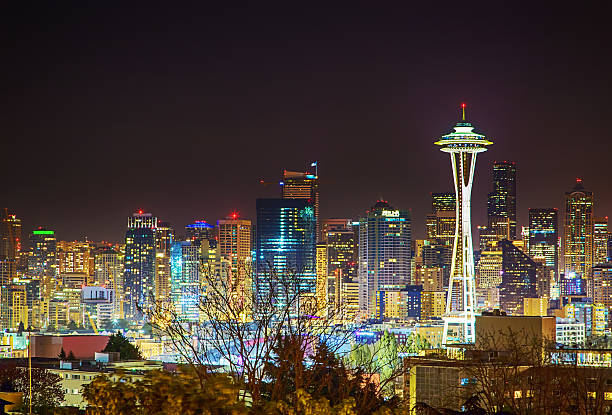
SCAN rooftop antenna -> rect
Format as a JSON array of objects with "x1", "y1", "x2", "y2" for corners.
[{"x1": 461, "y1": 102, "x2": 466, "y2": 121}]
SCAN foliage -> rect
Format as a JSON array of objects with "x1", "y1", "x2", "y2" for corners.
[
  {"x1": 145, "y1": 263, "x2": 403, "y2": 411},
  {"x1": 140, "y1": 323, "x2": 153, "y2": 336},
  {"x1": 17, "y1": 321, "x2": 25, "y2": 334},
  {"x1": 0, "y1": 365, "x2": 64, "y2": 414},
  {"x1": 102, "y1": 331, "x2": 141, "y2": 360},
  {"x1": 68, "y1": 350, "x2": 76, "y2": 360},
  {"x1": 83, "y1": 367, "x2": 246, "y2": 415},
  {"x1": 346, "y1": 330, "x2": 406, "y2": 397},
  {"x1": 399, "y1": 332, "x2": 431, "y2": 355},
  {"x1": 273, "y1": 389, "x2": 357, "y2": 415},
  {"x1": 58, "y1": 347, "x2": 67, "y2": 359},
  {"x1": 67, "y1": 320, "x2": 79, "y2": 330},
  {"x1": 263, "y1": 337, "x2": 394, "y2": 415}
]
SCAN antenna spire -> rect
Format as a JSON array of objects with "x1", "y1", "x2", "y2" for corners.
[{"x1": 461, "y1": 102, "x2": 466, "y2": 121}]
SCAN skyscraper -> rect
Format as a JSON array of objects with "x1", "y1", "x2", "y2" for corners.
[
  {"x1": 124, "y1": 211, "x2": 157, "y2": 320},
  {"x1": 487, "y1": 161, "x2": 517, "y2": 240},
  {"x1": 593, "y1": 263, "x2": 612, "y2": 311},
  {"x1": 56, "y1": 241, "x2": 93, "y2": 277},
  {"x1": 564, "y1": 179, "x2": 593, "y2": 278},
  {"x1": 170, "y1": 240, "x2": 201, "y2": 321},
  {"x1": 255, "y1": 199, "x2": 316, "y2": 309},
  {"x1": 358, "y1": 200, "x2": 411, "y2": 318},
  {"x1": 326, "y1": 229, "x2": 357, "y2": 279},
  {"x1": 281, "y1": 169, "x2": 320, "y2": 238},
  {"x1": 1, "y1": 209, "x2": 21, "y2": 261},
  {"x1": 94, "y1": 246, "x2": 124, "y2": 318},
  {"x1": 529, "y1": 208, "x2": 558, "y2": 277},
  {"x1": 155, "y1": 221, "x2": 174, "y2": 301},
  {"x1": 218, "y1": 215, "x2": 252, "y2": 308},
  {"x1": 325, "y1": 225, "x2": 357, "y2": 318},
  {"x1": 499, "y1": 239, "x2": 538, "y2": 315},
  {"x1": 185, "y1": 220, "x2": 215, "y2": 242},
  {"x1": 593, "y1": 217, "x2": 609, "y2": 266},
  {"x1": 434, "y1": 105, "x2": 492, "y2": 343},
  {"x1": 28, "y1": 228, "x2": 57, "y2": 278}
]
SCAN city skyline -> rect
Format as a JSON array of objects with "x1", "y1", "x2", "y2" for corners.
[{"x1": 1, "y1": 3, "x2": 611, "y2": 242}]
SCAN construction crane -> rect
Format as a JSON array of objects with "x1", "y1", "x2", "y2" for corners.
[{"x1": 86, "y1": 311, "x2": 99, "y2": 335}]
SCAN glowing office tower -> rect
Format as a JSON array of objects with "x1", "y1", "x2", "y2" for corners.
[
  {"x1": 435, "y1": 105, "x2": 492, "y2": 344},
  {"x1": 1, "y1": 209, "x2": 22, "y2": 260},
  {"x1": 487, "y1": 161, "x2": 517, "y2": 240},
  {"x1": 57, "y1": 241, "x2": 93, "y2": 277},
  {"x1": 564, "y1": 179, "x2": 593, "y2": 278},
  {"x1": 358, "y1": 200, "x2": 411, "y2": 318},
  {"x1": 218, "y1": 215, "x2": 252, "y2": 310},
  {"x1": 170, "y1": 241, "x2": 201, "y2": 322},
  {"x1": 593, "y1": 217, "x2": 609, "y2": 266},
  {"x1": 124, "y1": 211, "x2": 157, "y2": 320},
  {"x1": 529, "y1": 208, "x2": 558, "y2": 277},
  {"x1": 281, "y1": 168, "x2": 320, "y2": 239}
]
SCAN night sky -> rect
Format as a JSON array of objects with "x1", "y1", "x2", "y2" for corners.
[{"x1": 2, "y1": 3, "x2": 611, "y2": 243}]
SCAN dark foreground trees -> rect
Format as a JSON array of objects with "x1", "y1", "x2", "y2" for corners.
[
  {"x1": 83, "y1": 366, "x2": 386, "y2": 415},
  {"x1": 0, "y1": 365, "x2": 64, "y2": 414},
  {"x1": 102, "y1": 331, "x2": 142, "y2": 360}
]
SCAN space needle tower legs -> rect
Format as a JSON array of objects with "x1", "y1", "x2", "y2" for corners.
[{"x1": 435, "y1": 104, "x2": 493, "y2": 345}]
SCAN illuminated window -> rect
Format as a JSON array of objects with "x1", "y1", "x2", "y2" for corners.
[{"x1": 514, "y1": 390, "x2": 522, "y2": 399}]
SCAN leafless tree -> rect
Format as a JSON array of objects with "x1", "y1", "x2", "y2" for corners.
[
  {"x1": 420, "y1": 328, "x2": 612, "y2": 414},
  {"x1": 146, "y1": 260, "x2": 358, "y2": 406}
]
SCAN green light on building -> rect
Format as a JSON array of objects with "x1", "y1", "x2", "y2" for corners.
[{"x1": 32, "y1": 230, "x2": 54, "y2": 235}]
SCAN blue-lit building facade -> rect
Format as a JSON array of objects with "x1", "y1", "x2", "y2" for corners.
[
  {"x1": 358, "y1": 201, "x2": 411, "y2": 319},
  {"x1": 185, "y1": 220, "x2": 216, "y2": 243},
  {"x1": 255, "y1": 199, "x2": 316, "y2": 308},
  {"x1": 124, "y1": 212, "x2": 157, "y2": 320},
  {"x1": 170, "y1": 240, "x2": 201, "y2": 321}
]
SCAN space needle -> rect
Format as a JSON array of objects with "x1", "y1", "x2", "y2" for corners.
[{"x1": 435, "y1": 104, "x2": 492, "y2": 344}]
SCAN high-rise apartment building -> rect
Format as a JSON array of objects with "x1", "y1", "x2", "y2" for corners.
[
  {"x1": 154, "y1": 221, "x2": 174, "y2": 301},
  {"x1": 218, "y1": 217, "x2": 252, "y2": 276},
  {"x1": 94, "y1": 246, "x2": 124, "y2": 318},
  {"x1": 124, "y1": 212, "x2": 157, "y2": 320},
  {"x1": 358, "y1": 200, "x2": 411, "y2": 318},
  {"x1": 593, "y1": 217, "x2": 609, "y2": 266},
  {"x1": 529, "y1": 209, "x2": 558, "y2": 278},
  {"x1": 426, "y1": 192, "x2": 456, "y2": 244},
  {"x1": 593, "y1": 263, "x2": 612, "y2": 310},
  {"x1": 1, "y1": 209, "x2": 21, "y2": 260},
  {"x1": 57, "y1": 241, "x2": 93, "y2": 278},
  {"x1": 28, "y1": 228, "x2": 57, "y2": 278},
  {"x1": 420, "y1": 291, "x2": 446, "y2": 320},
  {"x1": 156, "y1": 221, "x2": 174, "y2": 253},
  {"x1": 487, "y1": 161, "x2": 517, "y2": 240},
  {"x1": 218, "y1": 216, "x2": 252, "y2": 308},
  {"x1": 281, "y1": 169, "x2": 320, "y2": 238},
  {"x1": 564, "y1": 179, "x2": 593, "y2": 278},
  {"x1": 255, "y1": 199, "x2": 316, "y2": 308},
  {"x1": 324, "y1": 227, "x2": 357, "y2": 317},
  {"x1": 316, "y1": 243, "x2": 328, "y2": 314},
  {"x1": 499, "y1": 239, "x2": 548, "y2": 315},
  {"x1": 170, "y1": 241, "x2": 201, "y2": 322}
]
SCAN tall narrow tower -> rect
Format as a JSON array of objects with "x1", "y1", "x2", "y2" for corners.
[{"x1": 435, "y1": 104, "x2": 492, "y2": 344}]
